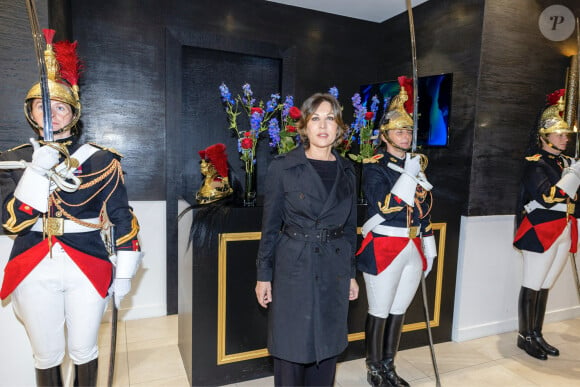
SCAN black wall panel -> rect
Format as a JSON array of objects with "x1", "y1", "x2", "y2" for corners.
[{"x1": 0, "y1": 0, "x2": 48, "y2": 149}]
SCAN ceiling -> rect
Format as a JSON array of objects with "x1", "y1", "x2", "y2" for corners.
[{"x1": 266, "y1": 0, "x2": 430, "y2": 23}]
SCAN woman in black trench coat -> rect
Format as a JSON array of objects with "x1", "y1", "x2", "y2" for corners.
[{"x1": 255, "y1": 93, "x2": 359, "y2": 386}]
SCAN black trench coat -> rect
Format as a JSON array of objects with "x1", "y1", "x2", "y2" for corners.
[{"x1": 256, "y1": 145, "x2": 357, "y2": 364}]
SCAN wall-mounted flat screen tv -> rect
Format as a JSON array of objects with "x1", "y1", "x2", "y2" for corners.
[{"x1": 360, "y1": 73, "x2": 452, "y2": 147}]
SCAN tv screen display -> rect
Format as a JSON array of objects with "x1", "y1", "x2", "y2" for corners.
[{"x1": 360, "y1": 73, "x2": 452, "y2": 147}]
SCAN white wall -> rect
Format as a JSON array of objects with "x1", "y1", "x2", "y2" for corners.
[
  {"x1": 0, "y1": 200, "x2": 166, "y2": 386},
  {"x1": 452, "y1": 215, "x2": 580, "y2": 342}
]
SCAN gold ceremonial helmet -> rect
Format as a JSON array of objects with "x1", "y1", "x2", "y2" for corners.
[
  {"x1": 195, "y1": 144, "x2": 233, "y2": 204},
  {"x1": 24, "y1": 29, "x2": 82, "y2": 134},
  {"x1": 379, "y1": 84, "x2": 414, "y2": 133},
  {"x1": 538, "y1": 95, "x2": 572, "y2": 137}
]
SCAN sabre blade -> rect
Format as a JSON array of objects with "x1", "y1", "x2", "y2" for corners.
[
  {"x1": 25, "y1": 0, "x2": 53, "y2": 141},
  {"x1": 406, "y1": 2, "x2": 441, "y2": 385},
  {"x1": 406, "y1": 0, "x2": 419, "y2": 153},
  {"x1": 576, "y1": 18, "x2": 580, "y2": 159}
]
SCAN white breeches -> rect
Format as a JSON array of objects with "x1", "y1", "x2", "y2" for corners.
[
  {"x1": 522, "y1": 223, "x2": 571, "y2": 291},
  {"x1": 363, "y1": 240, "x2": 423, "y2": 318},
  {"x1": 11, "y1": 243, "x2": 108, "y2": 369}
]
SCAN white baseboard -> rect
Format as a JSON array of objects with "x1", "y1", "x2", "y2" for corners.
[{"x1": 453, "y1": 305, "x2": 580, "y2": 342}]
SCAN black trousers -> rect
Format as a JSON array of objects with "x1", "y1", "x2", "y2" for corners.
[{"x1": 273, "y1": 356, "x2": 337, "y2": 387}]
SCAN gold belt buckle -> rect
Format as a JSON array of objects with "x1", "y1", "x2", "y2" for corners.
[
  {"x1": 567, "y1": 202, "x2": 575, "y2": 215},
  {"x1": 408, "y1": 226, "x2": 419, "y2": 238},
  {"x1": 44, "y1": 217, "x2": 64, "y2": 236}
]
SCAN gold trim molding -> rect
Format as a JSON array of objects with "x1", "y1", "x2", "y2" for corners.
[{"x1": 216, "y1": 223, "x2": 447, "y2": 365}]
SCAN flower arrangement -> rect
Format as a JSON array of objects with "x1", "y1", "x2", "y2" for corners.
[
  {"x1": 345, "y1": 93, "x2": 384, "y2": 163},
  {"x1": 268, "y1": 96, "x2": 302, "y2": 154},
  {"x1": 219, "y1": 83, "x2": 282, "y2": 175}
]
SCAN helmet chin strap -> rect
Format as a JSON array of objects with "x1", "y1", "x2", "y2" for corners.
[
  {"x1": 52, "y1": 127, "x2": 68, "y2": 135},
  {"x1": 541, "y1": 135, "x2": 564, "y2": 154},
  {"x1": 384, "y1": 132, "x2": 411, "y2": 153}
]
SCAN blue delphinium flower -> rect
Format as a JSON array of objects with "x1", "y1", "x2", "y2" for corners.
[
  {"x1": 328, "y1": 86, "x2": 339, "y2": 99},
  {"x1": 370, "y1": 95, "x2": 380, "y2": 115},
  {"x1": 268, "y1": 118, "x2": 281, "y2": 147},
  {"x1": 282, "y1": 95, "x2": 294, "y2": 119},
  {"x1": 241, "y1": 83, "x2": 256, "y2": 106},
  {"x1": 250, "y1": 111, "x2": 262, "y2": 132},
  {"x1": 351, "y1": 93, "x2": 366, "y2": 136},
  {"x1": 266, "y1": 93, "x2": 281, "y2": 113},
  {"x1": 219, "y1": 83, "x2": 235, "y2": 105}
]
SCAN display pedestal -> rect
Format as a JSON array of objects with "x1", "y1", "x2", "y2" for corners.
[{"x1": 178, "y1": 200, "x2": 447, "y2": 386}]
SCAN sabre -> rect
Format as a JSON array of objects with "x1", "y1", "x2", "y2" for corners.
[
  {"x1": 574, "y1": 18, "x2": 580, "y2": 160},
  {"x1": 405, "y1": 1, "x2": 441, "y2": 386},
  {"x1": 107, "y1": 225, "x2": 118, "y2": 387},
  {"x1": 24, "y1": 0, "x2": 53, "y2": 141},
  {"x1": 572, "y1": 18, "x2": 580, "y2": 304}
]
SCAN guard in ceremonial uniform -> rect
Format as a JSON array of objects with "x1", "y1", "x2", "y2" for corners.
[
  {"x1": 0, "y1": 30, "x2": 142, "y2": 386},
  {"x1": 356, "y1": 78, "x2": 437, "y2": 387},
  {"x1": 513, "y1": 90, "x2": 578, "y2": 360}
]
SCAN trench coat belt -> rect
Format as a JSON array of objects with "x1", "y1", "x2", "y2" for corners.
[
  {"x1": 283, "y1": 225, "x2": 344, "y2": 242},
  {"x1": 372, "y1": 225, "x2": 420, "y2": 238},
  {"x1": 30, "y1": 217, "x2": 101, "y2": 234}
]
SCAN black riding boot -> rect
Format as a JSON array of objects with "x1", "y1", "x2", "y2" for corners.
[
  {"x1": 517, "y1": 287, "x2": 547, "y2": 360},
  {"x1": 74, "y1": 358, "x2": 98, "y2": 387},
  {"x1": 532, "y1": 288, "x2": 560, "y2": 356},
  {"x1": 365, "y1": 314, "x2": 388, "y2": 386},
  {"x1": 382, "y1": 314, "x2": 409, "y2": 387},
  {"x1": 35, "y1": 365, "x2": 63, "y2": 387}
]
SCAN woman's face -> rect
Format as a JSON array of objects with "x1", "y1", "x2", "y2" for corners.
[
  {"x1": 30, "y1": 98, "x2": 73, "y2": 140},
  {"x1": 305, "y1": 101, "x2": 338, "y2": 151}
]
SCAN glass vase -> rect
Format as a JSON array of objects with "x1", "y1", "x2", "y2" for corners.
[
  {"x1": 243, "y1": 166, "x2": 257, "y2": 207},
  {"x1": 357, "y1": 162, "x2": 367, "y2": 205}
]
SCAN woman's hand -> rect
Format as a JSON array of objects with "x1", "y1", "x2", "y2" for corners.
[
  {"x1": 349, "y1": 278, "x2": 359, "y2": 300},
  {"x1": 255, "y1": 281, "x2": 272, "y2": 308}
]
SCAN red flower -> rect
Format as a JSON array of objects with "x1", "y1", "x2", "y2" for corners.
[
  {"x1": 289, "y1": 106, "x2": 302, "y2": 120},
  {"x1": 286, "y1": 125, "x2": 297, "y2": 133},
  {"x1": 364, "y1": 111, "x2": 374, "y2": 121},
  {"x1": 241, "y1": 137, "x2": 254, "y2": 149},
  {"x1": 250, "y1": 107, "x2": 263, "y2": 115},
  {"x1": 244, "y1": 131, "x2": 252, "y2": 137}
]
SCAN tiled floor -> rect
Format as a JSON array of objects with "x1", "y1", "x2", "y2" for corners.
[{"x1": 99, "y1": 315, "x2": 580, "y2": 386}]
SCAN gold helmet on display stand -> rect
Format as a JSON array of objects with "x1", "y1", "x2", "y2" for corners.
[
  {"x1": 24, "y1": 29, "x2": 82, "y2": 135},
  {"x1": 195, "y1": 143, "x2": 233, "y2": 204}
]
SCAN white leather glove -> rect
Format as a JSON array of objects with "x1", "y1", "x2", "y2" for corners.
[
  {"x1": 404, "y1": 153, "x2": 421, "y2": 177},
  {"x1": 13, "y1": 139, "x2": 59, "y2": 213},
  {"x1": 30, "y1": 138, "x2": 59, "y2": 173},
  {"x1": 111, "y1": 250, "x2": 144, "y2": 308},
  {"x1": 422, "y1": 235, "x2": 437, "y2": 277},
  {"x1": 391, "y1": 154, "x2": 421, "y2": 207},
  {"x1": 557, "y1": 162, "x2": 580, "y2": 197},
  {"x1": 113, "y1": 278, "x2": 132, "y2": 308},
  {"x1": 416, "y1": 171, "x2": 433, "y2": 191}
]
